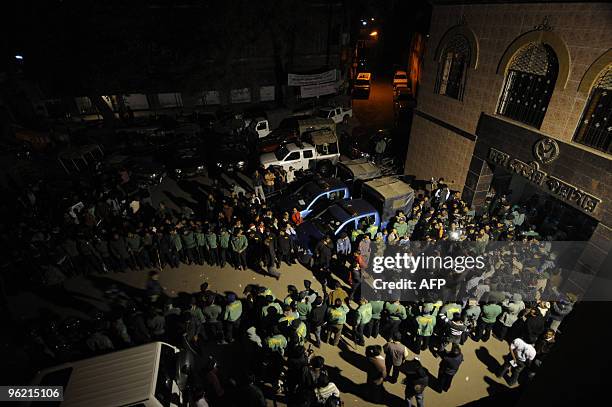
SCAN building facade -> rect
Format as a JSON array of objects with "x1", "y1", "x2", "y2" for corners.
[{"x1": 405, "y1": 1, "x2": 611, "y2": 295}]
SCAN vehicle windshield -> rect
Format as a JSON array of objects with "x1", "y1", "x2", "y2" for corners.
[
  {"x1": 356, "y1": 79, "x2": 370, "y2": 86},
  {"x1": 395, "y1": 74, "x2": 407, "y2": 79},
  {"x1": 294, "y1": 182, "x2": 320, "y2": 204},
  {"x1": 314, "y1": 208, "x2": 344, "y2": 235},
  {"x1": 317, "y1": 109, "x2": 331, "y2": 119},
  {"x1": 275, "y1": 146, "x2": 290, "y2": 160}
]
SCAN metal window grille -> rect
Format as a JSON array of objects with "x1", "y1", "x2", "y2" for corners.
[
  {"x1": 435, "y1": 35, "x2": 471, "y2": 100},
  {"x1": 497, "y1": 42, "x2": 558, "y2": 128},
  {"x1": 574, "y1": 67, "x2": 612, "y2": 154}
]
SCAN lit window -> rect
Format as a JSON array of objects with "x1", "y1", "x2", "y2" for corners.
[
  {"x1": 435, "y1": 35, "x2": 470, "y2": 100},
  {"x1": 497, "y1": 42, "x2": 558, "y2": 128},
  {"x1": 574, "y1": 67, "x2": 611, "y2": 154}
]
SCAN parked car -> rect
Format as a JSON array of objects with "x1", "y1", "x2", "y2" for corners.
[
  {"x1": 207, "y1": 138, "x2": 250, "y2": 175},
  {"x1": 317, "y1": 106, "x2": 353, "y2": 124},
  {"x1": 353, "y1": 72, "x2": 371, "y2": 97},
  {"x1": 296, "y1": 199, "x2": 380, "y2": 253},
  {"x1": 275, "y1": 177, "x2": 350, "y2": 218},
  {"x1": 104, "y1": 153, "x2": 166, "y2": 189},
  {"x1": 166, "y1": 140, "x2": 208, "y2": 180}
]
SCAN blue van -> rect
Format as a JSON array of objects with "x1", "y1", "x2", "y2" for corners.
[
  {"x1": 296, "y1": 199, "x2": 379, "y2": 252},
  {"x1": 276, "y1": 177, "x2": 350, "y2": 219}
]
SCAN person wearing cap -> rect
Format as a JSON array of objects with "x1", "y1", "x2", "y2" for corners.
[
  {"x1": 498, "y1": 293, "x2": 525, "y2": 341},
  {"x1": 497, "y1": 337, "x2": 536, "y2": 385},
  {"x1": 261, "y1": 295, "x2": 283, "y2": 318}
]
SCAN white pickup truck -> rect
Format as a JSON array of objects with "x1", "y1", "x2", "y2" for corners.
[
  {"x1": 317, "y1": 106, "x2": 353, "y2": 124},
  {"x1": 259, "y1": 129, "x2": 340, "y2": 175}
]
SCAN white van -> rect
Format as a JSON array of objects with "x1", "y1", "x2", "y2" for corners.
[{"x1": 29, "y1": 342, "x2": 190, "y2": 407}]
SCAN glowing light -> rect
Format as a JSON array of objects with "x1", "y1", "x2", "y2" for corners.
[
  {"x1": 369, "y1": 31, "x2": 378, "y2": 37},
  {"x1": 15, "y1": 55, "x2": 24, "y2": 60}
]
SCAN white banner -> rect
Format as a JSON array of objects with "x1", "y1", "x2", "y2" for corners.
[
  {"x1": 288, "y1": 69, "x2": 337, "y2": 86},
  {"x1": 300, "y1": 81, "x2": 337, "y2": 98},
  {"x1": 230, "y1": 88, "x2": 251, "y2": 104},
  {"x1": 259, "y1": 86, "x2": 275, "y2": 102},
  {"x1": 203, "y1": 90, "x2": 220, "y2": 105}
]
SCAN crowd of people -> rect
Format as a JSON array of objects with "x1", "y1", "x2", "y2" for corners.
[{"x1": 0, "y1": 165, "x2": 578, "y2": 406}]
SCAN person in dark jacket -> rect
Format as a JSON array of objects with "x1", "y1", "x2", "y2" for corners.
[
  {"x1": 278, "y1": 230, "x2": 293, "y2": 265},
  {"x1": 523, "y1": 307, "x2": 546, "y2": 344},
  {"x1": 404, "y1": 360, "x2": 428, "y2": 407},
  {"x1": 366, "y1": 345, "x2": 387, "y2": 403},
  {"x1": 315, "y1": 236, "x2": 333, "y2": 284},
  {"x1": 237, "y1": 373, "x2": 266, "y2": 407},
  {"x1": 309, "y1": 296, "x2": 328, "y2": 347},
  {"x1": 109, "y1": 233, "x2": 131, "y2": 271},
  {"x1": 438, "y1": 344, "x2": 463, "y2": 392}
]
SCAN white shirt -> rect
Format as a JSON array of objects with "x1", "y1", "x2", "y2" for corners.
[{"x1": 511, "y1": 338, "x2": 536, "y2": 362}]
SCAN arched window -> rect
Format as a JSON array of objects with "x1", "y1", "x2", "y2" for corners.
[
  {"x1": 434, "y1": 35, "x2": 470, "y2": 100},
  {"x1": 574, "y1": 67, "x2": 612, "y2": 154},
  {"x1": 497, "y1": 42, "x2": 558, "y2": 128}
]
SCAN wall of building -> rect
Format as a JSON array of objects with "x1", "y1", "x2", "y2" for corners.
[{"x1": 405, "y1": 1, "x2": 612, "y2": 191}]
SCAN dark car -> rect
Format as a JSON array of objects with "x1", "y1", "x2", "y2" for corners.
[
  {"x1": 207, "y1": 137, "x2": 250, "y2": 175},
  {"x1": 166, "y1": 143, "x2": 208, "y2": 180},
  {"x1": 275, "y1": 177, "x2": 350, "y2": 219},
  {"x1": 296, "y1": 199, "x2": 380, "y2": 253},
  {"x1": 104, "y1": 153, "x2": 166, "y2": 189}
]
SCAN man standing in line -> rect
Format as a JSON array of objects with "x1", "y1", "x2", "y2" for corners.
[{"x1": 383, "y1": 331, "x2": 410, "y2": 384}]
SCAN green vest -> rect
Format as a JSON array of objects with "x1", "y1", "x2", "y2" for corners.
[
  {"x1": 182, "y1": 231, "x2": 196, "y2": 249},
  {"x1": 370, "y1": 300, "x2": 385, "y2": 319},
  {"x1": 416, "y1": 314, "x2": 436, "y2": 336},
  {"x1": 327, "y1": 304, "x2": 349, "y2": 325},
  {"x1": 266, "y1": 334, "x2": 287, "y2": 353},
  {"x1": 356, "y1": 303, "x2": 373, "y2": 326},
  {"x1": 481, "y1": 303, "x2": 502, "y2": 324},
  {"x1": 219, "y1": 232, "x2": 230, "y2": 248},
  {"x1": 262, "y1": 302, "x2": 283, "y2": 317},
  {"x1": 224, "y1": 300, "x2": 243, "y2": 322},
  {"x1": 195, "y1": 231, "x2": 206, "y2": 247},
  {"x1": 205, "y1": 233, "x2": 218, "y2": 249},
  {"x1": 367, "y1": 224, "x2": 378, "y2": 239},
  {"x1": 385, "y1": 302, "x2": 407, "y2": 320}
]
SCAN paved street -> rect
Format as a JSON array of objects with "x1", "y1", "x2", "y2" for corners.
[
  {"x1": 7, "y1": 175, "x2": 513, "y2": 407},
  {"x1": 352, "y1": 75, "x2": 396, "y2": 132}
]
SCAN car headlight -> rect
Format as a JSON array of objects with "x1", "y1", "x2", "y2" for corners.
[
  {"x1": 216, "y1": 162, "x2": 223, "y2": 168},
  {"x1": 175, "y1": 168, "x2": 182, "y2": 174},
  {"x1": 236, "y1": 161, "x2": 245, "y2": 169},
  {"x1": 149, "y1": 173, "x2": 157, "y2": 178},
  {"x1": 197, "y1": 165, "x2": 205, "y2": 171}
]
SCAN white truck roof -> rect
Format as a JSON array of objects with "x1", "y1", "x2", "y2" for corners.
[{"x1": 31, "y1": 342, "x2": 170, "y2": 407}]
